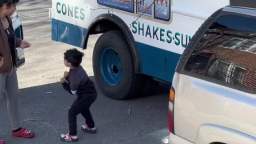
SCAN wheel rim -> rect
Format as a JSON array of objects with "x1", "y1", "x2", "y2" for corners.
[{"x1": 100, "y1": 48, "x2": 122, "y2": 86}]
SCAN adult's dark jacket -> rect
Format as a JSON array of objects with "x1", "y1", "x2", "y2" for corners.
[{"x1": 0, "y1": 16, "x2": 21, "y2": 73}]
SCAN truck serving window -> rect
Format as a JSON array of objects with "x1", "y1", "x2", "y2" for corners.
[
  {"x1": 97, "y1": 0, "x2": 135, "y2": 12},
  {"x1": 137, "y1": 0, "x2": 171, "y2": 21},
  {"x1": 154, "y1": 0, "x2": 170, "y2": 21},
  {"x1": 184, "y1": 14, "x2": 256, "y2": 93},
  {"x1": 97, "y1": 0, "x2": 171, "y2": 21},
  {"x1": 137, "y1": 0, "x2": 154, "y2": 16}
]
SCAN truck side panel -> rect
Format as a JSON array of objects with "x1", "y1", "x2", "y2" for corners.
[
  {"x1": 51, "y1": 0, "x2": 229, "y2": 82},
  {"x1": 52, "y1": 19, "x2": 88, "y2": 47}
]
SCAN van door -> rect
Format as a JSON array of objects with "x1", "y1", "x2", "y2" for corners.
[{"x1": 174, "y1": 10, "x2": 256, "y2": 142}]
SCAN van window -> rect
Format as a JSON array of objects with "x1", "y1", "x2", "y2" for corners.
[{"x1": 184, "y1": 14, "x2": 256, "y2": 93}]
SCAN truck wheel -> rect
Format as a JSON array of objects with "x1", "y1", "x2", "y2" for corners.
[{"x1": 93, "y1": 31, "x2": 139, "y2": 99}]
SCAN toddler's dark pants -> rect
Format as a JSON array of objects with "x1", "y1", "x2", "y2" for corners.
[{"x1": 68, "y1": 95, "x2": 96, "y2": 136}]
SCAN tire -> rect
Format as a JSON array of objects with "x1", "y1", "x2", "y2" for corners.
[{"x1": 93, "y1": 31, "x2": 139, "y2": 99}]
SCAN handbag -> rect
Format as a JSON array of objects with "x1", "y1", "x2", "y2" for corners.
[
  {"x1": 11, "y1": 13, "x2": 26, "y2": 67},
  {"x1": 4, "y1": 15, "x2": 26, "y2": 68},
  {"x1": 15, "y1": 47, "x2": 25, "y2": 67}
]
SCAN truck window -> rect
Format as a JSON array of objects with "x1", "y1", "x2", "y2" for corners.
[
  {"x1": 97, "y1": 0, "x2": 171, "y2": 21},
  {"x1": 137, "y1": 0, "x2": 154, "y2": 16},
  {"x1": 154, "y1": 0, "x2": 170, "y2": 20},
  {"x1": 97, "y1": 0, "x2": 135, "y2": 12},
  {"x1": 137, "y1": 0, "x2": 170, "y2": 21},
  {"x1": 183, "y1": 14, "x2": 256, "y2": 93}
]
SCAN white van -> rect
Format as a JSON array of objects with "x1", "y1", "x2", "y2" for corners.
[{"x1": 168, "y1": 5, "x2": 256, "y2": 144}]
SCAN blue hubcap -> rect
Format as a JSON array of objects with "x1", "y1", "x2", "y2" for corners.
[{"x1": 100, "y1": 48, "x2": 122, "y2": 86}]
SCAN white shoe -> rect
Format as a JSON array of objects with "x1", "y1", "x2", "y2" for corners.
[{"x1": 60, "y1": 133, "x2": 79, "y2": 142}]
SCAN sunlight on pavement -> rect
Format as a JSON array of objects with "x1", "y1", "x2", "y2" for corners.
[{"x1": 162, "y1": 136, "x2": 169, "y2": 144}]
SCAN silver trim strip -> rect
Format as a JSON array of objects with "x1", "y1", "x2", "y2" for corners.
[{"x1": 223, "y1": 6, "x2": 256, "y2": 17}]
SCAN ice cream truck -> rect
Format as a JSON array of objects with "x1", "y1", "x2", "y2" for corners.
[{"x1": 51, "y1": 0, "x2": 233, "y2": 100}]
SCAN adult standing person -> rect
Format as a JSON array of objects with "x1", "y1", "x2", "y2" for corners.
[{"x1": 0, "y1": 0, "x2": 35, "y2": 144}]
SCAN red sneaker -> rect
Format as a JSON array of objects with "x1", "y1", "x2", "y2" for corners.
[
  {"x1": 0, "y1": 139, "x2": 5, "y2": 144},
  {"x1": 12, "y1": 128, "x2": 35, "y2": 138}
]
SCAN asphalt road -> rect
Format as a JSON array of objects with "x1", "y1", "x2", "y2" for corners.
[{"x1": 0, "y1": 0, "x2": 169, "y2": 144}]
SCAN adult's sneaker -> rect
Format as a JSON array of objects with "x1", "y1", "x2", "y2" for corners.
[{"x1": 12, "y1": 128, "x2": 35, "y2": 138}]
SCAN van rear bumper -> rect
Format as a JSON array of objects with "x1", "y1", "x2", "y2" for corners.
[{"x1": 169, "y1": 133, "x2": 193, "y2": 144}]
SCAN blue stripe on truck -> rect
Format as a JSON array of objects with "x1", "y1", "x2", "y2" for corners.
[
  {"x1": 51, "y1": 19, "x2": 181, "y2": 82},
  {"x1": 135, "y1": 43, "x2": 181, "y2": 82},
  {"x1": 52, "y1": 19, "x2": 88, "y2": 48}
]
